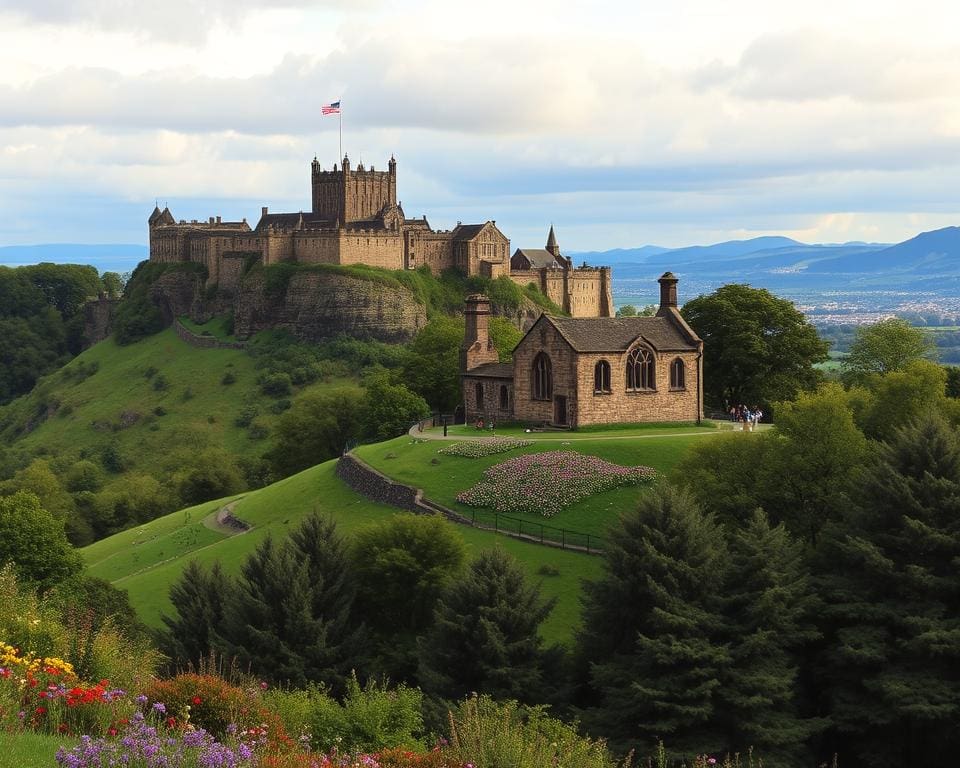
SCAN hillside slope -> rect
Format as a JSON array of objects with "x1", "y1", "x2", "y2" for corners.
[{"x1": 82, "y1": 459, "x2": 602, "y2": 647}]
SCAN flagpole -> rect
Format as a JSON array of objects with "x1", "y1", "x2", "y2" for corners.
[{"x1": 339, "y1": 100, "x2": 343, "y2": 162}]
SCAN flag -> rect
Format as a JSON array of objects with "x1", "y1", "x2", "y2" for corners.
[{"x1": 322, "y1": 101, "x2": 341, "y2": 115}]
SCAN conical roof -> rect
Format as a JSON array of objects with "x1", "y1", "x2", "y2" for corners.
[{"x1": 546, "y1": 224, "x2": 558, "y2": 249}]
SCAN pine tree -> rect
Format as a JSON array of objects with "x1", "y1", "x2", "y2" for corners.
[
  {"x1": 577, "y1": 485, "x2": 730, "y2": 758},
  {"x1": 719, "y1": 509, "x2": 823, "y2": 767},
  {"x1": 418, "y1": 547, "x2": 555, "y2": 703},
  {"x1": 819, "y1": 415, "x2": 960, "y2": 767},
  {"x1": 159, "y1": 560, "x2": 228, "y2": 667}
]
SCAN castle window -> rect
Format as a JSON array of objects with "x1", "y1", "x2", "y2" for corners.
[
  {"x1": 532, "y1": 352, "x2": 553, "y2": 401},
  {"x1": 475, "y1": 382, "x2": 484, "y2": 407},
  {"x1": 499, "y1": 384, "x2": 509, "y2": 410},
  {"x1": 626, "y1": 347, "x2": 655, "y2": 391},
  {"x1": 670, "y1": 358, "x2": 686, "y2": 390},
  {"x1": 594, "y1": 360, "x2": 611, "y2": 394}
]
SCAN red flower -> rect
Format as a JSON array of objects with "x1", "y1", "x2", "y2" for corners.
[
  {"x1": 192, "y1": 696, "x2": 202, "y2": 705},
  {"x1": 35, "y1": 706, "x2": 46, "y2": 715},
  {"x1": 166, "y1": 717, "x2": 176, "y2": 728},
  {"x1": 108, "y1": 728, "x2": 117, "y2": 736},
  {"x1": 57, "y1": 723, "x2": 69, "y2": 734}
]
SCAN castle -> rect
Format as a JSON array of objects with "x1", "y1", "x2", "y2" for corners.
[{"x1": 148, "y1": 155, "x2": 612, "y2": 317}]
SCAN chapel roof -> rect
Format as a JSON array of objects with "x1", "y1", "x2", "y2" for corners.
[
  {"x1": 513, "y1": 248, "x2": 563, "y2": 268},
  {"x1": 463, "y1": 362, "x2": 515, "y2": 379},
  {"x1": 545, "y1": 314, "x2": 700, "y2": 353},
  {"x1": 254, "y1": 212, "x2": 332, "y2": 232}
]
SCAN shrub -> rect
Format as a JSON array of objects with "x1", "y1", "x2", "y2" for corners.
[
  {"x1": 152, "y1": 373, "x2": 169, "y2": 392},
  {"x1": 260, "y1": 373, "x2": 293, "y2": 397},
  {"x1": 143, "y1": 366, "x2": 158, "y2": 380},
  {"x1": 269, "y1": 399, "x2": 292, "y2": 414},
  {"x1": 247, "y1": 419, "x2": 270, "y2": 440},
  {"x1": 222, "y1": 371, "x2": 237, "y2": 385},
  {"x1": 234, "y1": 405, "x2": 259, "y2": 428},
  {"x1": 153, "y1": 406, "x2": 167, "y2": 417}
]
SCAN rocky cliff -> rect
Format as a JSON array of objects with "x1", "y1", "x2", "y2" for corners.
[{"x1": 232, "y1": 270, "x2": 426, "y2": 343}]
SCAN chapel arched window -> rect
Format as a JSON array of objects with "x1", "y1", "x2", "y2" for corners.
[
  {"x1": 594, "y1": 360, "x2": 611, "y2": 393},
  {"x1": 670, "y1": 358, "x2": 686, "y2": 390},
  {"x1": 532, "y1": 353, "x2": 553, "y2": 401},
  {"x1": 626, "y1": 347, "x2": 655, "y2": 391}
]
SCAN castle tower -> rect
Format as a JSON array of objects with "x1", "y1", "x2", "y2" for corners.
[
  {"x1": 546, "y1": 225, "x2": 560, "y2": 258},
  {"x1": 460, "y1": 294, "x2": 500, "y2": 372},
  {"x1": 311, "y1": 154, "x2": 397, "y2": 224}
]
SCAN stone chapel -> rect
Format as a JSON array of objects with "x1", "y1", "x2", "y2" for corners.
[{"x1": 460, "y1": 272, "x2": 703, "y2": 428}]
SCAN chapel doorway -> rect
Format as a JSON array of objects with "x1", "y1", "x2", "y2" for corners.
[{"x1": 554, "y1": 395, "x2": 567, "y2": 425}]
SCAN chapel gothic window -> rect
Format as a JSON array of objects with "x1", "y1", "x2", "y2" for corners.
[
  {"x1": 532, "y1": 353, "x2": 553, "y2": 401},
  {"x1": 626, "y1": 347, "x2": 655, "y2": 391},
  {"x1": 475, "y1": 382, "x2": 484, "y2": 407},
  {"x1": 594, "y1": 360, "x2": 611, "y2": 393},
  {"x1": 499, "y1": 384, "x2": 510, "y2": 410},
  {"x1": 670, "y1": 358, "x2": 686, "y2": 390}
]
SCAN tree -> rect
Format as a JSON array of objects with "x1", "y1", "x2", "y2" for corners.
[
  {"x1": 266, "y1": 386, "x2": 365, "y2": 476},
  {"x1": 719, "y1": 510, "x2": 823, "y2": 767},
  {"x1": 681, "y1": 283, "x2": 828, "y2": 407},
  {"x1": 160, "y1": 561, "x2": 229, "y2": 668},
  {"x1": 419, "y1": 548, "x2": 555, "y2": 704},
  {"x1": 100, "y1": 271, "x2": 124, "y2": 298},
  {"x1": 0, "y1": 491, "x2": 83, "y2": 591},
  {"x1": 401, "y1": 317, "x2": 463, "y2": 412},
  {"x1": 818, "y1": 415, "x2": 960, "y2": 767},
  {"x1": 175, "y1": 449, "x2": 245, "y2": 505},
  {"x1": 858, "y1": 359, "x2": 948, "y2": 442},
  {"x1": 351, "y1": 516, "x2": 466, "y2": 681},
  {"x1": 842, "y1": 318, "x2": 934, "y2": 384},
  {"x1": 616, "y1": 304, "x2": 638, "y2": 317},
  {"x1": 218, "y1": 515, "x2": 364, "y2": 690},
  {"x1": 577, "y1": 486, "x2": 729, "y2": 757},
  {"x1": 488, "y1": 317, "x2": 522, "y2": 362},
  {"x1": 360, "y1": 373, "x2": 431, "y2": 441}
]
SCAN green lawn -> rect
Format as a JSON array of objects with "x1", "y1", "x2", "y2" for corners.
[
  {"x1": 0, "y1": 732, "x2": 74, "y2": 768},
  {"x1": 83, "y1": 459, "x2": 602, "y2": 647},
  {"x1": 177, "y1": 314, "x2": 240, "y2": 343},
  {"x1": 354, "y1": 431, "x2": 719, "y2": 540},
  {"x1": 434, "y1": 421, "x2": 726, "y2": 440}
]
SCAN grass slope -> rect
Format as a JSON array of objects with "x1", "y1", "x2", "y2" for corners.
[
  {"x1": 354, "y1": 428, "x2": 720, "y2": 539},
  {"x1": 83, "y1": 459, "x2": 602, "y2": 646},
  {"x1": 0, "y1": 732, "x2": 75, "y2": 768},
  {"x1": 0, "y1": 327, "x2": 348, "y2": 481}
]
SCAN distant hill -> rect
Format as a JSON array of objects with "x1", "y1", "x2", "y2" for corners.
[
  {"x1": 0, "y1": 244, "x2": 148, "y2": 272},
  {"x1": 804, "y1": 226, "x2": 960, "y2": 275}
]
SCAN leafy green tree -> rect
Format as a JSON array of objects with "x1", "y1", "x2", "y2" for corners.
[
  {"x1": 419, "y1": 548, "x2": 556, "y2": 703},
  {"x1": 175, "y1": 449, "x2": 245, "y2": 505},
  {"x1": 616, "y1": 304, "x2": 638, "y2": 317},
  {"x1": 818, "y1": 415, "x2": 960, "y2": 767},
  {"x1": 351, "y1": 516, "x2": 466, "y2": 681},
  {"x1": 401, "y1": 316, "x2": 463, "y2": 412},
  {"x1": 2, "y1": 458, "x2": 75, "y2": 520},
  {"x1": 858, "y1": 359, "x2": 948, "y2": 441},
  {"x1": 719, "y1": 509, "x2": 823, "y2": 766},
  {"x1": 578, "y1": 486, "x2": 729, "y2": 757},
  {"x1": 488, "y1": 317, "x2": 522, "y2": 362},
  {"x1": 0, "y1": 491, "x2": 83, "y2": 590},
  {"x1": 842, "y1": 318, "x2": 934, "y2": 383},
  {"x1": 267, "y1": 386, "x2": 365, "y2": 476},
  {"x1": 160, "y1": 561, "x2": 229, "y2": 667},
  {"x1": 92, "y1": 473, "x2": 171, "y2": 536},
  {"x1": 681, "y1": 283, "x2": 828, "y2": 407},
  {"x1": 360, "y1": 373, "x2": 430, "y2": 441},
  {"x1": 64, "y1": 459, "x2": 106, "y2": 493},
  {"x1": 100, "y1": 271, "x2": 124, "y2": 298},
  {"x1": 51, "y1": 574, "x2": 148, "y2": 642},
  {"x1": 946, "y1": 365, "x2": 960, "y2": 398}
]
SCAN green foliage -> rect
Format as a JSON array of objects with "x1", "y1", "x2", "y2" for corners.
[
  {"x1": 858, "y1": 358, "x2": 948, "y2": 441},
  {"x1": 174, "y1": 449, "x2": 244, "y2": 505},
  {"x1": 418, "y1": 548, "x2": 556, "y2": 703},
  {"x1": 260, "y1": 372, "x2": 293, "y2": 397},
  {"x1": 221, "y1": 370, "x2": 237, "y2": 385},
  {"x1": 719, "y1": 510, "x2": 822, "y2": 767},
  {"x1": 217, "y1": 514, "x2": 364, "y2": 690},
  {"x1": 842, "y1": 317, "x2": 935, "y2": 383},
  {"x1": 65, "y1": 459, "x2": 105, "y2": 493},
  {"x1": 681, "y1": 283, "x2": 828, "y2": 407},
  {"x1": 360, "y1": 373, "x2": 431, "y2": 441},
  {"x1": 351, "y1": 516, "x2": 467, "y2": 681},
  {"x1": 615, "y1": 304, "x2": 655, "y2": 318},
  {"x1": 100, "y1": 271, "x2": 124, "y2": 299},
  {"x1": 445, "y1": 695, "x2": 622, "y2": 768},
  {"x1": 275, "y1": 675, "x2": 425, "y2": 754},
  {"x1": 402, "y1": 317, "x2": 463, "y2": 411},
  {"x1": 489, "y1": 316, "x2": 522, "y2": 362},
  {"x1": 818, "y1": 415, "x2": 960, "y2": 767},
  {"x1": 159, "y1": 560, "x2": 228, "y2": 668},
  {"x1": 579, "y1": 485, "x2": 729, "y2": 756},
  {"x1": 267, "y1": 386, "x2": 365, "y2": 475},
  {"x1": 0, "y1": 491, "x2": 82, "y2": 590},
  {"x1": 92, "y1": 472, "x2": 171, "y2": 537},
  {"x1": 113, "y1": 261, "x2": 205, "y2": 345}
]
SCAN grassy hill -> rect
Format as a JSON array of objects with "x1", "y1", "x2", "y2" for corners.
[{"x1": 84, "y1": 424, "x2": 723, "y2": 646}]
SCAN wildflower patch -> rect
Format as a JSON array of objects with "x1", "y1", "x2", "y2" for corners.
[
  {"x1": 437, "y1": 438, "x2": 533, "y2": 458},
  {"x1": 456, "y1": 450, "x2": 655, "y2": 517}
]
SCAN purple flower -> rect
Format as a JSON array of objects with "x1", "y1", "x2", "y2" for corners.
[{"x1": 152, "y1": 702, "x2": 167, "y2": 714}]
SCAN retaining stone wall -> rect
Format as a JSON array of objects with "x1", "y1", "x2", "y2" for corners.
[{"x1": 174, "y1": 319, "x2": 246, "y2": 350}]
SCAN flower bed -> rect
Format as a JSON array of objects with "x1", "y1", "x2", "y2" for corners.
[
  {"x1": 437, "y1": 438, "x2": 533, "y2": 458},
  {"x1": 456, "y1": 450, "x2": 655, "y2": 517}
]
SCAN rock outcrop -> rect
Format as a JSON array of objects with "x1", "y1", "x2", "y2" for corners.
[
  {"x1": 82, "y1": 295, "x2": 118, "y2": 347},
  {"x1": 232, "y1": 270, "x2": 427, "y2": 343}
]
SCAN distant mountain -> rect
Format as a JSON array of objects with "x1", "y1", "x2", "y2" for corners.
[
  {"x1": 570, "y1": 236, "x2": 806, "y2": 268},
  {"x1": 804, "y1": 227, "x2": 960, "y2": 275},
  {"x1": 569, "y1": 244, "x2": 670, "y2": 265},
  {"x1": 0, "y1": 244, "x2": 148, "y2": 272}
]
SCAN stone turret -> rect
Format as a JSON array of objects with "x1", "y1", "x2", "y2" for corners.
[
  {"x1": 546, "y1": 224, "x2": 560, "y2": 258},
  {"x1": 461, "y1": 294, "x2": 500, "y2": 372}
]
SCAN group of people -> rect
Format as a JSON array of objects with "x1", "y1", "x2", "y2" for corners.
[{"x1": 729, "y1": 403, "x2": 763, "y2": 431}]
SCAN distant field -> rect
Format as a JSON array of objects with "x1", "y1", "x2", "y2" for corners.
[{"x1": 83, "y1": 459, "x2": 604, "y2": 647}]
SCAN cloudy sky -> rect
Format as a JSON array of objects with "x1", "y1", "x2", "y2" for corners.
[{"x1": 1, "y1": 0, "x2": 959, "y2": 250}]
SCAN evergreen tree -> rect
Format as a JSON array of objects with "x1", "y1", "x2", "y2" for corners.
[
  {"x1": 819, "y1": 415, "x2": 960, "y2": 767},
  {"x1": 577, "y1": 486, "x2": 729, "y2": 758},
  {"x1": 719, "y1": 509, "x2": 823, "y2": 767},
  {"x1": 418, "y1": 548, "x2": 555, "y2": 703},
  {"x1": 159, "y1": 560, "x2": 228, "y2": 666},
  {"x1": 218, "y1": 515, "x2": 363, "y2": 690}
]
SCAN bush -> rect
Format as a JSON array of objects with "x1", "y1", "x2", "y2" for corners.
[
  {"x1": 152, "y1": 373, "x2": 169, "y2": 392},
  {"x1": 269, "y1": 399, "x2": 292, "y2": 414},
  {"x1": 234, "y1": 405, "x2": 259, "y2": 428},
  {"x1": 153, "y1": 405, "x2": 167, "y2": 417},
  {"x1": 221, "y1": 371, "x2": 237, "y2": 385},
  {"x1": 261, "y1": 372, "x2": 293, "y2": 397}
]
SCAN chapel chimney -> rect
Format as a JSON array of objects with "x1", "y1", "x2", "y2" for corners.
[
  {"x1": 461, "y1": 294, "x2": 499, "y2": 372},
  {"x1": 657, "y1": 271, "x2": 679, "y2": 314}
]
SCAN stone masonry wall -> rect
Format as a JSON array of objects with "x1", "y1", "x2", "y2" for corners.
[
  {"x1": 512, "y1": 317, "x2": 579, "y2": 425},
  {"x1": 338, "y1": 232, "x2": 405, "y2": 270},
  {"x1": 335, "y1": 453, "x2": 420, "y2": 512}
]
